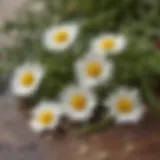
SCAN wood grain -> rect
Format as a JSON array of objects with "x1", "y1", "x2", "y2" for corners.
[{"x1": 0, "y1": 93, "x2": 160, "y2": 160}]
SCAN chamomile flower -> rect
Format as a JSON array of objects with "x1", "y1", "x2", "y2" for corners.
[
  {"x1": 11, "y1": 62, "x2": 45, "y2": 97},
  {"x1": 75, "y1": 54, "x2": 113, "y2": 88},
  {"x1": 29, "y1": 101, "x2": 62, "y2": 132},
  {"x1": 91, "y1": 34, "x2": 126, "y2": 55},
  {"x1": 60, "y1": 85, "x2": 97, "y2": 122},
  {"x1": 43, "y1": 23, "x2": 79, "y2": 52},
  {"x1": 104, "y1": 87, "x2": 145, "y2": 124}
]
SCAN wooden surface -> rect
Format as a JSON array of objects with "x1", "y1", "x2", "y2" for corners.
[{"x1": 0, "y1": 92, "x2": 160, "y2": 160}]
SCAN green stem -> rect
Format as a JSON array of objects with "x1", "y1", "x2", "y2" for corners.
[
  {"x1": 78, "y1": 118, "x2": 114, "y2": 136},
  {"x1": 141, "y1": 77, "x2": 160, "y2": 113}
]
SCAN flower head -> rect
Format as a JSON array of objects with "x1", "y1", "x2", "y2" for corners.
[
  {"x1": 29, "y1": 101, "x2": 62, "y2": 132},
  {"x1": 43, "y1": 23, "x2": 79, "y2": 52},
  {"x1": 11, "y1": 62, "x2": 45, "y2": 97},
  {"x1": 104, "y1": 87, "x2": 145, "y2": 124},
  {"x1": 60, "y1": 85, "x2": 97, "y2": 122},
  {"x1": 75, "y1": 54, "x2": 113, "y2": 88},
  {"x1": 91, "y1": 34, "x2": 126, "y2": 55}
]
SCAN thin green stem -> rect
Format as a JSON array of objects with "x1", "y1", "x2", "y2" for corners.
[
  {"x1": 141, "y1": 76, "x2": 160, "y2": 113},
  {"x1": 78, "y1": 118, "x2": 114, "y2": 136}
]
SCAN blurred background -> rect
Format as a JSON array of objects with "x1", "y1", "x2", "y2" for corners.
[
  {"x1": 1, "y1": 0, "x2": 160, "y2": 160},
  {"x1": 0, "y1": 1, "x2": 49, "y2": 160}
]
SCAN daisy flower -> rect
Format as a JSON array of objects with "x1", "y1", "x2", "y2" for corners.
[
  {"x1": 43, "y1": 23, "x2": 79, "y2": 52},
  {"x1": 75, "y1": 54, "x2": 113, "y2": 88},
  {"x1": 60, "y1": 85, "x2": 97, "y2": 122},
  {"x1": 104, "y1": 87, "x2": 145, "y2": 124},
  {"x1": 29, "y1": 101, "x2": 62, "y2": 132},
  {"x1": 10, "y1": 62, "x2": 45, "y2": 97},
  {"x1": 91, "y1": 34, "x2": 126, "y2": 55}
]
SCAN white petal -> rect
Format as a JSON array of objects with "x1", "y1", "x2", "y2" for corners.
[
  {"x1": 32, "y1": 100, "x2": 62, "y2": 117},
  {"x1": 112, "y1": 35, "x2": 127, "y2": 54},
  {"x1": 75, "y1": 54, "x2": 113, "y2": 88},
  {"x1": 30, "y1": 100, "x2": 62, "y2": 132},
  {"x1": 65, "y1": 109, "x2": 94, "y2": 122},
  {"x1": 116, "y1": 107, "x2": 145, "y2": 124},
  {"x1": 90, "y1": 34, "x2": 127, "y2": 56},
  {"x1": 29, "y1": 120, "x2": 44, "y2": 133},
  {"x1": 104, "y1": 87, "x2": 146, "y2": 124},
  {"x1": 46, "y1": 117, "x2": 60, "y2": 129},
  {"x1": 10, "y1": 63, "x2": 45, "y2": 97},
  {"x1": 43, "y1": 23, "x2": 79, "y2": 52},
  {"x1": 61, "y1": 85, "x2": 97, "y2": 122}
]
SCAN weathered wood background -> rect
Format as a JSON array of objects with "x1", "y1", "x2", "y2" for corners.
[{"x1": 1, "y1": 92, "x2": 160, "y2": 160}]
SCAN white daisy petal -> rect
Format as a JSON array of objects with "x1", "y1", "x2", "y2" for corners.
[
  {"x1": 60, "y1": 85, "x2": 97, "y2": 122},
  {"x1": 112, "y1": 35, "x2": 127, "y2": 54},
  {"x1": 10, "y1": 62, "x2": 45, "y2": 97},
  {"x1": 104, "y1": 87, "x2": 146, "y2": 124},
  {"x1": 29, "y1": 101, "x2": 62, "y2": 132},
  {"x1": 91, "y1": 33, "x2": 127, "y2": 56},
  {"x1": 116, "y1": 106, "x2": 145, "y2": 124},
  {"x1": 75, "y1": 54, "x2": 113, "y2": 88},
  {"x1": 43, "y1": 23, "x2": 79, "y2": 52},
  {"x1": 29, "y1": 119, "x2": 44, "y2": 133}
]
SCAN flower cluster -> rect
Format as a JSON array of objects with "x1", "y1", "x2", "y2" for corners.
[{"x1": 10, "y1": 23, "x2": 146, "y2": 133}]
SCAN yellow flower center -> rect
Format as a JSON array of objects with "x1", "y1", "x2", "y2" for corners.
[
  {"x1": 53, "y1": 30, "x2": 69, "y2": 43},
  {"x1": 70, "y1": 94, "x2": 87, "y2": 111},
  {"x1": 100, "y1": 39, "x2": 115, "y2": 50},
  {"x1": 117, "y1": 98, "x2": 133, "y2": 113},
  {"x1": 86, "y1": 61, "x2": 102, "y2": 78},
  {"x1": 19, "y1": 71, "x2": 34, "y2": 86},
  {"x1": 38, "y1": 110, "x2": 54, "y2": 125}
]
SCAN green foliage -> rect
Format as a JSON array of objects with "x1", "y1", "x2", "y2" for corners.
[{"x1": 1, "y1": 0, "x2": 160, "y2": 106}]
